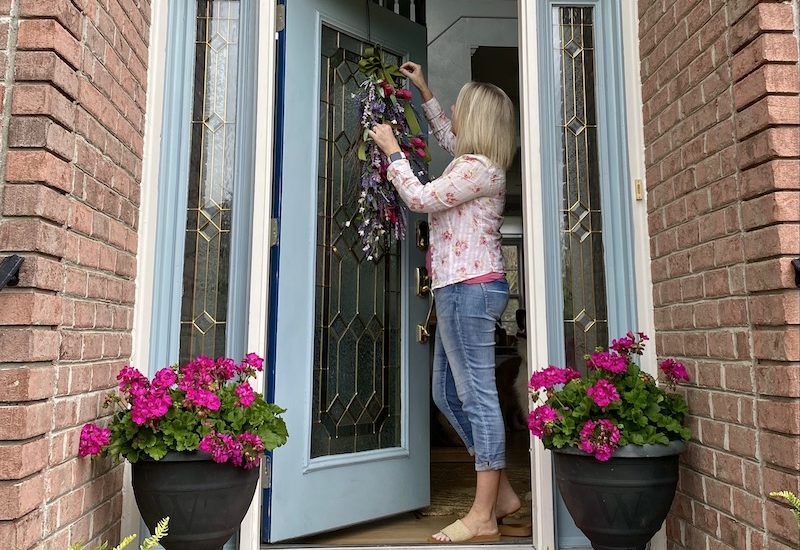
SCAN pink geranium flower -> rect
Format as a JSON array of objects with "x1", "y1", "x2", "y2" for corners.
[
  {"x1": 528, "y1": 405, "x2": 560, "y2": 437},
  {"x1": 586, "y1": 379, "x2": 621, "y2": 408},
  {"x1": 184, "y1": 388, "x2": 221, "y2": 411},
  {"x1": 79, "y1": 423, "x2": 111, "y2": 457},
  {"x1": 579, "y1": 419, "x2": 621, "y2": 461},
  {"x1": 586, "y1": 351, "x2": 628, "y2": 374},
  {"x1": 529, "y1": 366, "x2": 581, "y2": 391},
  {"x1": 238, "y1": 433, "x2": 266, "y2": 470},
  {"x1": 658, "y1": 358, "x2": 689, "y2": 384},
  {"x1": 235, "y1": 383, "x2": 257, "y2": 408}
]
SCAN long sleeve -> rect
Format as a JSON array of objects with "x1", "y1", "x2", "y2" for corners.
[
  {"x1": 386, "y1": 154, "x2": 500, "y2": 214},
  {"x1": 422, "y1": 97, "x2": 456, "y2": 155}
]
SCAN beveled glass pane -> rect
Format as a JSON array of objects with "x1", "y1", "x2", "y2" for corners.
[
  {"x1": 311, "y1": 25, "x2": 402, "y2": 458},
  {"x1": 554, "y1": 6, "x2": 608, "y2": 373},
  {"x1": 180, "y1": 1, "x2": 241, "y2": 365}
]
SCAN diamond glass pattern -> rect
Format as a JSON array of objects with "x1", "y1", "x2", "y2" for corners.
[
  {"x1": 311, "y1": 26, "x2": 403, "y2": 458},
  {"x1": 179, "y1": 1, "x2": 240, "y2": 364},
  {"x1": 554, "y1": 7, "x2": 608, "y2": 372}
]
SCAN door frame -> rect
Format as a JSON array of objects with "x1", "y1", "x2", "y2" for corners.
[{"x1": 129, "y1": 1, "x2": 659, "y2": 549}]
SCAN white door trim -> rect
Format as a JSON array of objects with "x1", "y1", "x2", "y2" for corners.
[
  {"x1": 238, "y1": 1, "x2": 280, "y2": 548},
  {"x1": 517, "y1": 1, "x2": 556, "y2": 549},
  {"x1": 123, "y1": 0, "x2": 170, "y2": 540}
]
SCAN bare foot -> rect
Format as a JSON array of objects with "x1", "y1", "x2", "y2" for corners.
[{"x1": 495, "y1": 474, "x2": 522, "y2": 519}]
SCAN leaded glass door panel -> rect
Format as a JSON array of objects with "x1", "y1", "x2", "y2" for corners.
[
  {"x1": 265, "y1": 1, "x2": 429, "y2": 542},
  {"x1": 539, "y1": 2, "x2": 638, "y2": 546}
]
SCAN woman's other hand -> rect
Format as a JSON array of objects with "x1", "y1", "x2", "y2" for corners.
[
  {"x1": 400, "y1": 62, "x2": 433, "y2": 102},
  {"x1": 367, "y1": 124, "x2": 401, "y2": 157}
]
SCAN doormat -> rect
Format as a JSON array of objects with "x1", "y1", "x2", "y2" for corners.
[{"x1": 419, "y1": 460, "x2": 532, "y2": 518}]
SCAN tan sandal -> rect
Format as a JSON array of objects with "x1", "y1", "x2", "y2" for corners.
[
  {"x1": 497, "y1": 517, "x2": 533, "y2": 537},
  {"x1": 427, "y1": 519, "x2": 501, "y2": 544}
]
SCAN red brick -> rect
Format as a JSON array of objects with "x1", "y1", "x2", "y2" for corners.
[
  {"x1": 722, "y1": 363, "x2": 754, "y2": 392},
  {"x1": 737, "y1": 127, "x2": 800, "y2": 170},
  {"x1": 741, "y1": 160, "x2": 800, "y2": 199},
  {"x1": 742, "y1": 191, "x2": 800, "y2": 230},
  {"x1": 5, "y1": 150, "x2": 72, "y2": 192},
  {"x1": 0, "y1": 509, "x2": 43, "y2": 550},
  {"x1": 728, "y1": 425, "x2": 758, "y2": 458},
  {"x1": 731, "y1": 34, "x2": 799, "y2": 82},
  {"x1": 0, "y1": 401, "x2": 51, "y2": 439},
  {"x1": 2, "y1": 183, "x2": 70, "y2": 225},
  {"x1": 758, "y1": 399, "x2": 800, "y2": 435},
  {"x1": 0, "y1": 366, "x2": 55, "y2": 403},
  {"x1": 0, "y1": 474, "x2": 44, "y2": 520},
  {"x1": 731, "y1": 488, "x2": 764, "y2": 528},
  {"x1": 734, "y1": 64, "x2": 800, "y2": 109},
  {"x1": 7, "y1": 116, "x2": 75, "y2": 161},
  {"x1": 766, "y1": 499, "x2": 800, "y2": 543},
  {"x1": 0, "y1": 292, "x2": 62, "y2": 326},
  {"x1": 18, "y1": 0, "x2": 82, "y2": 38},
  {"x1": 11, "y1": 83, "x2": 75, "y2": 129},
  {"x1": 736, "y1": 96, "x2": 800, "y2": 140},
  {"x1": 746, "y1": 258, "x2": 798, "y2": 292},
  {"x1": 744, "y1": 225, "x2": 800, "y2": 261},
  {"x1": 760, "y1": 432, "x2": 800, "y2": 470},
  {"x1": 0, "y1": 438, "x2": 47, "y2": 480},
  {"x1": 754, "y1": 328, "x2": 800, "y2": 362},
  {"x1": 756, "y1": 364, "x2": 800, "y2": 398},
  {"x1": 14, "y1": 50, "x2": 79, "y2": 101},
  {"x1": 16, "y1": 19, "x2": 81, "y2": 69},
  {"x1": 730, "y1": 3, "x2": 796, "y2": 53},
  {"x1": 0, "y1": 328, "x2": 59, "y2": 362}
]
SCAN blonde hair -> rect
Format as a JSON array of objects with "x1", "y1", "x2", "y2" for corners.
[{"x1": 453, "y1": 82, "x2": 516, "y2": 170}]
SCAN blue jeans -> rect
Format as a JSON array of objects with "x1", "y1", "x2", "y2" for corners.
[{"x1": 432, "y1": 279, "x2": 509, "y2": 471}]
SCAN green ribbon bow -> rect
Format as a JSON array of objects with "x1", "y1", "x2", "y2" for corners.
[{"x1": 357, "y1": 46, "x2": 423, "y2": 153}]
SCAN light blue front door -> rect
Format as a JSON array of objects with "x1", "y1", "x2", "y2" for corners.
[{"x1": 264, "y1": 0, "x2": 430, "y2": 543}]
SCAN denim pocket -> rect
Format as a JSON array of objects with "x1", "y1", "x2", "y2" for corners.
[{"x1": 481, "y1": 280, "x2": 509, "y2": 321}]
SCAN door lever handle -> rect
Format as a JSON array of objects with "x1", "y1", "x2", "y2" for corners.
[{"x1": 415, "y1": 267, "x2": 430, "y2": 296}]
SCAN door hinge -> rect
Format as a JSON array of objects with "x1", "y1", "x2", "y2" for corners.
[
  {"x1": 262, "y1": 455, "x2": 272, "y2": 489},
  {"x1": 270, "y1": 218, "x2": 279, "y2": 247},
  {"x1": 275, "y1": 4, "x2": 285, "y2": 33}
]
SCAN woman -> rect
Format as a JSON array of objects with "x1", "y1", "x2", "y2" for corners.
[{"x1": 368, "y1": 62, "x2": 523, "y2": 544}]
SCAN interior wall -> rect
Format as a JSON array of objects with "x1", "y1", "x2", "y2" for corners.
[{"x1": 424, "y1": 0, "x2": 520, "y2": 211}]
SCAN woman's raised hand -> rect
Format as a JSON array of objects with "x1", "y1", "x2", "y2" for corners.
[{"x1": 400, "y1": 62, "x2": 433, "y2": 101}]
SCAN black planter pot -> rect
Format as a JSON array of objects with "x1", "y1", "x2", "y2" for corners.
[
  {"x1": 553, "y1": 441, "x2": 686, "y2": 550},
  {"x1": 132, "y1": 452, "x2": 259, "y2": 550}
]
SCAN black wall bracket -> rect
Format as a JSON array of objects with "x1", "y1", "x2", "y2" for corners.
[
  {"x1": 792, "y1": 257, "x2": 800, "y2": 288},
  {"x1": 0, "y1": 255, "x2": 24, "y2": 290}
]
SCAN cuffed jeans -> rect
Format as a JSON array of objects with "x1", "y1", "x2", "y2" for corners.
[{"x1": 432, "y1": 279, "x2": 509, "y2": 471}]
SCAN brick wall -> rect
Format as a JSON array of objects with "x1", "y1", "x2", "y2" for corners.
[
  {"x1": 0, "y1": 1, "x2": 149, "y2": 548},
  {"x1": 639, "y1": 0, "x2": 800, "y2": 548}
]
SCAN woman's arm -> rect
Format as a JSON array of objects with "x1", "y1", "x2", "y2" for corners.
[
  {"x1": 421, "y1": 98, "x2": 456, "y2": 155},
  {"x1": 399, "y1": 62, "x2": 455, "y2": 155},
  {"x1": 386, "y1": 155, "x2": 498, "y2": 214}
]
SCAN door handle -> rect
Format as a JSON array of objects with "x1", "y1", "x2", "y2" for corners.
[
  {"x1": 415, "y1": 266, "x2": 430, "y2": 296},
  {"x1": 416, "y1": 295, "x2": 436, "y2": 344}
]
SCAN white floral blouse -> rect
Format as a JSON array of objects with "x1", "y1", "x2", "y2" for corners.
[{"x1": 386, "y1": 97, "x2": 506, "y2": 289}]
